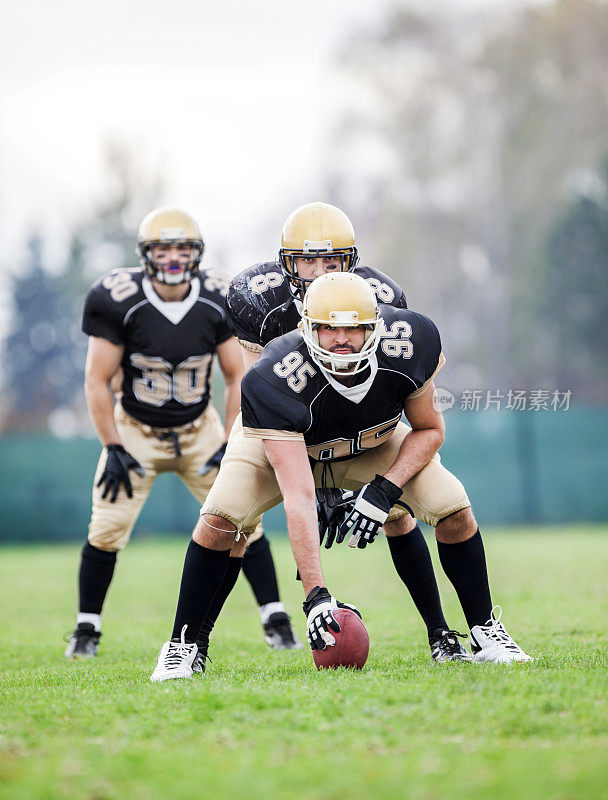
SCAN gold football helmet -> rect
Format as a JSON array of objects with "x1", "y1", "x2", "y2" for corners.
[
  {"x1": 279, "y1": 202, "x2": 359, "y2": 291},
  {"x1": 136, "y1": 207, "x2": 205, "y2": 285},
  {"x1": 299, "y1": 272, "x2": 380, "y2": 375}
]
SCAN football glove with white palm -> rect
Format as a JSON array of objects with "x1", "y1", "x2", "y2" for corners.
[
  {"x1": 338, "y1": 474, "x2": 403, "y2": 549},
  {"x1": 97, "y1": 444, "x2": 145, "y2": 503},
  {"x1": 198, "y1": 442, "x2": 227, "y2": 476},
  {"x1": 302, "y1": 586, "x2": 361, "y2": 651}
]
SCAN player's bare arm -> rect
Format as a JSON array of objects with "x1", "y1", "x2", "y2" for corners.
[
  {"x1": 263, "y1": 438, "x2": 324, "y2": 595},
  {"x1": 383, "y1": 380, "x2": 445, "y2": 489},
  {"x1": 216, "y1": 336, "x2": 246, "y2": 439},
  {"x1": 263, "y1": 437, "x2": 359, "y2": 652},
  {"x1": 198, "y1": 335, "x2": 247, "y2": 479},
  {"x1": 84, "y1": 336, "x2": 125, "y2": 446}
]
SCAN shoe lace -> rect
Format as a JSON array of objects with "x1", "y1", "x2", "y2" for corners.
[
  {"x1": 434, "y1": 629, "x2": 467, "y2": 656},
  {"x1": 164, "y1": 625, "x2": 193, "y2": 669},
  {"x1": 482, "y1": 605, "x2": 522, "y2": 652},
  {"x1": 193, "y1": 637, "x2": 212, "y2": 665}
]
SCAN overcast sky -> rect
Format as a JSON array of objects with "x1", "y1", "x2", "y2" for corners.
[
  {"x1": 0, "y1": 0, "x2": 386, "y2": 274},
  {"x1": 0, "y1": 0, "x2": 529, "y2": 268}
]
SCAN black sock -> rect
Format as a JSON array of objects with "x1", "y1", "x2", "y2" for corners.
[
  {"x1": 387, "y1": 526, "x2": 448, "y2": 636},
  {"x1": 437, "y1": 529, "x2": 492, "y2": 629},
  {"x1": 171, "y1": 540, "x2": 230, "y2": 642},
  {"x1": 196, "y1": 556, "x2": 243, "y2": 648},
  {"x1": 78, "y1": 542, "x2": 117, "y2": 615},
  {"x1": 241, "y1": 535, "x2": 281, "y2": 606}
]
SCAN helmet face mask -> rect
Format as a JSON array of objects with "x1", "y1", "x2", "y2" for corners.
[
  {"x1": 137, "y1": 208, "x2": 205, "y2": 285},
  {"x1": 299, "y1": 273, "x2": 381, "y2": 377},
  {"x1": 279, "y1": 202, "x2": 359, "y2": 293}
]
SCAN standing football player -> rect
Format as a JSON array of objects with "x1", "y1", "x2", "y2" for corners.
[
  {"x1": 150, "y1": 273, "x2": 532, "y2": 682},
  {"x1": 65, "y1": 207, "x2": 300, "y2": 663}
]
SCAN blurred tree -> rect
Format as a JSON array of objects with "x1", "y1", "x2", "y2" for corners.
[
  {"x1": 1, "y1": 235, "x2": 82, "y2": 432},
  {"x1": 1, "y1": 138, "x2": 164, "y2": 433},
  {"x1": 540, "y1": 159, "x2": 608, "y2": 401},
  {"x1": 328, "y1": 0, "x2": 608, "y2": 395}
]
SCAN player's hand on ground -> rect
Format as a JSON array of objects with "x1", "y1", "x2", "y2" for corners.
[
  {"x1": 303, "y1": 586, "x2": 361, "y2": 650},
  {"x1": 97, "y1": 444, "x2": 145, "y2": 503},
  {"x1": 315, "y1": 488, "x2": 350, "y2": 549},
  {"x1": 198, "y1": 442, "x2": 227, "y2": 476},
  {"x1": 337, "y1": 474, "x2": 403, "y2": 549}
]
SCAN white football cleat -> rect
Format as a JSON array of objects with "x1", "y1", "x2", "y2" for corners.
[
  {"x1": 150, "y1": 625, "x2": 197, "y2": 682},
  {"x1": 470, "y1": 606, "x2": 533, "y2": 664}
]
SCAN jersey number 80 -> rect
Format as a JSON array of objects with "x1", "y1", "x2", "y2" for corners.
[{"x1": 130, "y1": 353, "x2": 213, "y2": 407}]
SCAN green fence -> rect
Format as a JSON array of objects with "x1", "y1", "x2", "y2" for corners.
[{"x1": 0, "y1": 408, "x2": 606, "y2": 543}]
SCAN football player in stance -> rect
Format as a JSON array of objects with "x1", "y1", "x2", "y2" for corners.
[
  {"x1": 65, "y1": 208, "x2": 300, "y2": 662},
  {"x1": 150, "y1": 272, "x2": 531, "y2": 681},
  {"x1": 224, "y1": 203, "x2": 480, "y2": 662}
]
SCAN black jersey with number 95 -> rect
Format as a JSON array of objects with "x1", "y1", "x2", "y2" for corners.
[
  {"x1": 241, "y1": 306, "x2": 444, "y2": 462},
  {"x1": 82, "y1": 267, "x2": 232, "y2": 428}
]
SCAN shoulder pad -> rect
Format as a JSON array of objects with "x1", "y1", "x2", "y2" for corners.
[
  {"x1": 256, "y1": 331, "x2": 320, "y2": 391},
  {"x1": 353, "y1": 265, "x2": 407, "y2": 308},
  {"x1": 229, "y1": 261, "x2": 289, "y2": 301},
  {"x1": 89, "y1": 268, "x2": 145, "y2": 309},
  {"x1": 227, "y1": 261, "x2": 293, "y2": 344},
  {"x1": 198, "y1": 268, "x2": 231, "y2": 299},
  {"x1": 258, "y1": 330, "x2": 305, "y2": 363},
  {"x1": 377, "y1": 306, "x2": 441, "y2": 381}
]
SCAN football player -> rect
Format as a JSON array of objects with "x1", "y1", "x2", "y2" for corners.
[
  {"x1": 223, "y1": 202, "x2": 478, "y2": 662},
  {"x1": 65, "y1": 208, "x2": 300, "y2": 663},
  {"x1": 150, "y1": 273, "x2": 531, "y2": 681}
]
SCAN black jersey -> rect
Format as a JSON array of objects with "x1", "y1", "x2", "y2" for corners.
[
  {"x1": 241, "y1": 306, "x2": 443, "y2": 462},
  {"x1": 82, "y1": 267, "x2": 232, "y2": 428},
  {"x1": 226, "y1": 261, "x2": 407, "y2": 349}
]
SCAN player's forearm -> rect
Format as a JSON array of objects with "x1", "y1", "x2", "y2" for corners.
[
  {"x1": 222, "y1": 378, "x2": 241, "y2": 440},
  {"x1": 282, "y1": 498, "x2": 325, "y2": 595},
  {"x1": 85, "y1": 379, "x2": 121, "y2": 446},
  {"x1": 383, "y1": 427, "x2": 444, "y2": 488},
  {"x1": 263, "y1": 439, "x2": 323, "y2": 592}
]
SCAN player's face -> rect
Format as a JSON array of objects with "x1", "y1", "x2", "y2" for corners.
[
  {"x1": 316, "y1": 325, "x2": 366, "y2": 361},
  {"x1": 294, "y1": 256, "x2": 343, "y2": 282},
  {"x1": 151, "y1": 244, "x2": 193, "y2": 280}
]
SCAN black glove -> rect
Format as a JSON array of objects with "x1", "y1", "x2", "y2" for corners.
[
  {"x1": 315, "y1": 488, "x2": 350, "y2": 549},
  {"x1": 198, "y1": 442, "x2": 227, "y2": 476},
  {"x1": 337, "y1": 474, "x2": 403, "y2": 549},
  {"x1": 303, "y1": 586, "x2": 361, "y2": 651},
  {"x1": 97, "y1": 444, "x2": 145, "y2": 503}
]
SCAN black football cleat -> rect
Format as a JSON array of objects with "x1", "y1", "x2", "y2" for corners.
[
  {"x1": 64, "y1": 622, "x2": 101, "y2": 659},
  {"x1": 192, "y1": 639, "x2": 210, "y2": 674},
  {"x1": 263, "y1": 611, "x2": 303, "y2": 650},
  {"x1": 429, "y1": 628, "x2": 473, "y2": 662}
]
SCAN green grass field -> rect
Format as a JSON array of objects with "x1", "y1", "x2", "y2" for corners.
[{"x1": 1, "y1": 527, "x2": 607, "y2": 800}]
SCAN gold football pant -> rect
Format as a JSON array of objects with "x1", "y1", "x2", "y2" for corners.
[
  {"x1": 202, "y1": 414, "x2": 471, "y2": 532},
  {"x1": 88, "y1": 402, "x2": 263, "y2": 551}
]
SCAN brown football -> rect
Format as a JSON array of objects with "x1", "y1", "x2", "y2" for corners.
[{"x1": 312, "y1": 608, "x2": 370, "y2": 670}]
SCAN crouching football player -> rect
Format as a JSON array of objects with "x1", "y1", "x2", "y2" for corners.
[{"x1": 150, "y1": 273, "x2": 531, "y2": 681}]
